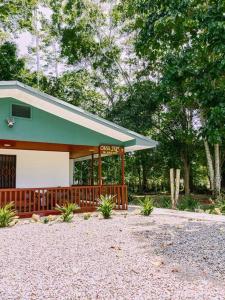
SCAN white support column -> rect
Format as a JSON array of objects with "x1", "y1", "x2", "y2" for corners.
[{"x1": 69, "y1": 159, "x2": 74, "y2": 186}]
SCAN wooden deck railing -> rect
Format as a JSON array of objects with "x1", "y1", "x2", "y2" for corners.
[{"x1": 0, "y1": 185, "x2": 128, "y2": 217}]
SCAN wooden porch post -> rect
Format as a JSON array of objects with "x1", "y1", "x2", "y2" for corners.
[
  {"x1": 98, "y1": 147, "x2": 102, "y2": 186},
  {"x1": 121, "y1": 149, "x2": 125, "y2": 185},
  {"x1": 121, "y1": 148, "x2": 126, "y2": 209},
  {"x1": 91, "y1": 153, "x2": 94, "y2": 185},
  {"x1": 98, "y1": 147, "x2": 102, "y2": 199}
]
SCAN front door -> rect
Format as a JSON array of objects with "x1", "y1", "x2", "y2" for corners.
[{"x1": 0, "y1": 155, "x2": 16, "y2": 188}]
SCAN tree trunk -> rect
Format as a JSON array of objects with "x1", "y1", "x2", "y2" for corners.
[
  {"x1": 53, "y1": 40, "x2": 59, "y2": 78},
  {"x1": 221, "y1": 166, "x2": 225, "y2": 190},
  {"x1": 214, "y1": 143, "x2": 221, "y2": 196},
  {"x1": 203, "y1": 140, "x2": 215, "y2": 192},
  {"x1": 175, "y1": 169, "x2": 180, "y2": 206},
  {"x1": 182, "y1": 154, "x2": 190, "y2": 195},
  {"x1": 33, "y1": 6, "x2": 40, "y2": 88},
  {"x1": 137, "y1": 165, "x2": 142, "y2": 193},
  {"x1": 200, "y1": 110, "x2": 215, "y2": 193},
  {"x1": 142, "y1": 163, "x2": 148, "y2": 193},
  {"x1": 170, "y1": 168, "x2": 175, "y2": 208},
  {"x1": 189, "y1": 167, "x2": 194, "y2": 193}
]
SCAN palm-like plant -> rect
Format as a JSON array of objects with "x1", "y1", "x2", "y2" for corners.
[
  {"x1": 139, "y1": 197, "x2": 154, "y2": 216},
  {"x1": 97, "y1": 195, "x2": 115, "y2": 219},
  {"x1": 0, "y1": 202, "x2": 18, "y2": 227},
  {"x1": 55, "y1": 202, "x2": 79, "y2": 222}
]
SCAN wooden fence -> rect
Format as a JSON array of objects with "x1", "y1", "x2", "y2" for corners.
[{"x1": 0, "y1": 185, "x2": 128, "y2": 217}]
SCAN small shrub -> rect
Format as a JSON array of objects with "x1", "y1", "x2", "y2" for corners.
[
  {"x1": 216, "y1": 193, "x2": 225, "y2": 211},
  {"x1": 55, "y1": 202, "x2": 78, "y2": 222},
  {"x1": 210, "y1": 207, "x2": 222, "y2": 215},
  {"x1": 47, "y1": 215, "x2": 57, "y2": 222},
  {"x1": 128, "y1": 193, "x2": 135, "y2": 203},
  {"x1": 139, "y1": 197, "x2": 154, "y2": 216},
  {"x1": 84, "y1": 213, "x2": 91, "y2": 220},
  {"x1": 210, "y1": 193, "x2": 225, "y2": 215},
  {"x1": 177, "y1": 195, "x2": 199, "y2": 211},
  {"x1": 154, "y1": 196, "x2": 171, "y2": 208},
  {"x1": 43, "y1": 217, "x2": 49, "y2": 224},
  {"x1": 128, "y1": 194, "x2": 140, "y2": 205},
  {"x1": 97, "y1": 195, "x2": 115, "y2": 219},
  {"x1": 0, "y1": 202, "x2": 18, "y2": 228}
]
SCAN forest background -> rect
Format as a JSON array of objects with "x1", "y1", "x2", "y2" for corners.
[{"x1": 1, "y1": 0, "x2": 225, "y2": 199}]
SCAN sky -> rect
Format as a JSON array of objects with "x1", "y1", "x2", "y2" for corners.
[
  {"x1": 16, "y1": 32, "x2": 32, "y2": 56},
  {"x1": 15, "y1": 5, "x2": 52, "y2": 56},
  {"x1": 14, "y1": 2, "x2": 117, "y2": 75},
  {"x1": 15, "y1": 6, "x2": 55, "y2": 73}
]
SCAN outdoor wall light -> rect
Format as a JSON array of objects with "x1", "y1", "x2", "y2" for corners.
[{"x1": 6, "y1": 118, "x2": 15, "y2": 128}]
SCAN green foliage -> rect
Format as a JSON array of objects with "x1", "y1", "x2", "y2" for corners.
[
  {"x1": 47, "y1": 71, "x2": 106, "y2": 115},
  {"x1": 0, "y1": 202, "x2": 18, "y2": 228},
  {"x1": 139, "y1": 197, "x2": 154, "y2": 216},
  {"x1": 204, "y1": 106, "x2": 225, "y2": 145},
  {"x1": 49, "y1": 0, "x2": 124, "y2": 105},
  {"x1": 128, "y1": 193, "x2": 136, "y2": 203},
  {"x1": 43, "y1": 217, "x2": 49, "y2": 224},
  {"x1": 154, "y1": 196, "x2": 171, "y2": 208},
  {"x1": 0, "y1": 0, "x2": 37, "y2": 39},
  {"x1": 177, "y1": 196, "x2": 200, "y2": 212},
  {"x1": 115, "y1": 0, "x2": 225, "y2": 195},
  {"x1": 97, "y1": 195, "x2": 115, "y2": 219},
  {"x1": 0, "y1": 42, "x2": 25, "y2": 81},
  {"x1": 210, "y1": 193, "x2": 225, "y2": 215},
  {"x1": 2, "y1": 0, "x2": 225, "y2": 197},
  {"x1": 216, "y1": 193, "x2": 225, "y2": 205},
  {"x1": 55, "y1": 203, "x2": 78, "y2": 222}
]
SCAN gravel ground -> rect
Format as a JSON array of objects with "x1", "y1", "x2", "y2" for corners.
[{"x1": 1, "y1": 208, "x2": 225, "y2": 300}]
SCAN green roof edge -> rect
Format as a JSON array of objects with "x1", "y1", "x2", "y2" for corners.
[{"x1": 0, "y1": 81, "x2": 158, "y2": 148}]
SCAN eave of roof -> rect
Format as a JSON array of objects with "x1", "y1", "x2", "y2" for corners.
[{"x1": 0, "y1": 81, "x2": 157, "y2": 151}]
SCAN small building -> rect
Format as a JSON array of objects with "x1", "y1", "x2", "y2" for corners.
[{"x1": 0, "y1": 81, "x2": 156, "y2": 217}]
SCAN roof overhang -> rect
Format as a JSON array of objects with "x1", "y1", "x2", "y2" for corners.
[{"x1": 0, "y1": 81, "x2": 157, "y2": 152}]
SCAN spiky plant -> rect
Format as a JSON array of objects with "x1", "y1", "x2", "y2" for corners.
[
  {"x1": 97, "y1": 195, "x2": 115, "y2": 219},
  {"x1": 139, "y1": 197, "x2": 154, "y2": 216},
  {"x1": 55, "y1": 202, "x2": 78, "y2": 222},
  {"x1": 0, "y1": 202, "x2": 18, "y2": 228},
  {"x1": 177, "y1": 195, "x2": 199, "y2": 211}
]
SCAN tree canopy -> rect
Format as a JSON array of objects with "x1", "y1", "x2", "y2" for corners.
[{"x1": 1, "y1": 0, "x2": 225, "y2": 196}]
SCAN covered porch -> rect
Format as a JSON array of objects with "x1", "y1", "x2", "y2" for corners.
[
  {"x1": 0, "y1": 140, "x2": 128, "y2": 217},
  {"x1": 0, "y1": 81, "x2": 156, "y2": 217}
]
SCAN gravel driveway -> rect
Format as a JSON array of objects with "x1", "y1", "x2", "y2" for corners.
[{"x1": 1, "y1": 208, "x2": 225, "y2": 300}]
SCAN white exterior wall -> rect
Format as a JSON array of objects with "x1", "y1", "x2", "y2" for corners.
[
  {"x1": 69, "y1": 159, "x2": 74, "y2": 186},
  {"x1": 0, "y1": 149, "x2": 69, "y2": 188}
]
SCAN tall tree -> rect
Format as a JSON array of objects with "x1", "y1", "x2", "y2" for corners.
[
  {"x1": 116, "y1": 0, "x2": 225, "y2": 195},
  {"x1": 0, "y1": 42, "x2": 25, "y2": 80},
  {"x1": 48, "y1": 0, "x2": 135, "y2": 106},
  {"x1": 0, "y1": 0, "x2": 37, "y2": 42}
]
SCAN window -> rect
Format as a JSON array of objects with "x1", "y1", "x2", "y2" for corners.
[{"x1": 12, "y1": 104, "x2": 31, "y2": 119}]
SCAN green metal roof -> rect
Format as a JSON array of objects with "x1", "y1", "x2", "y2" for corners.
[{"x1": 0, "y1": 81, "x2": 157, "y2": 151}]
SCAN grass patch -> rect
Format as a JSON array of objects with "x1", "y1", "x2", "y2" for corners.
[
  {"x1": 153, "y1": 195, "x2": 171, "y2": 208},
  {"x1": 177, "y1": 195, "x2": 200, "y2": 211}
]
